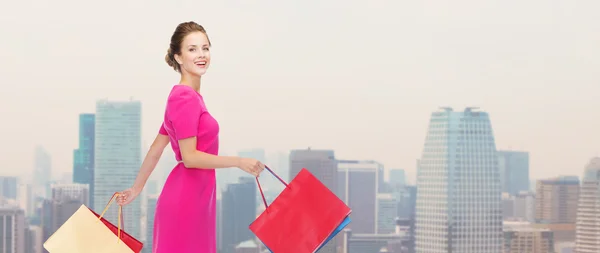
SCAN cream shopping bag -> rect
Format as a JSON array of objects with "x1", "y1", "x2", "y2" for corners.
[{"x1": 43, "y1": 192, "x2": 143, "y2": 253}]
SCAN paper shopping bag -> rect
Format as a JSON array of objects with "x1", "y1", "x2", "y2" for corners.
[
  {"x1": 43, "y1": 192, "x2": 143, "y2": 253},
  {"x1": 250, "y1": 167, "x2": 352, "y2": 253}
]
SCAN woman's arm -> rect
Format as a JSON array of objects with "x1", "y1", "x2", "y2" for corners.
[
  {"x1": 131, "y1": 133, "x2": 170, "y2": 192},
  {"x1": 179, "y1": 137, "x2": 264, "y2": 176},
  {"x1": 179, "y1": 137, "x2": 240, "y2": 169}
]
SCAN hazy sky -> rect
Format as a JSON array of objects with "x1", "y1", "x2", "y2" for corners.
[{"x1": 1, "y1": 0, "x2": 598, "y2": 184}]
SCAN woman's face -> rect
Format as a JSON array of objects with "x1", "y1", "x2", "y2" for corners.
[{"x1": 175, "y1": 31, "x2": 211, "y2": 77}]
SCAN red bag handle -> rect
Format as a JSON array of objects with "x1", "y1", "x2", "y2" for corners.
[{"x1": 256, "y1": 165, "x2": 288, "y2": 209}]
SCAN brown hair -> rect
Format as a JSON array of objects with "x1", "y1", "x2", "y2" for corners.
[{"x1": 165, "y1": 21, "x2": 212, "y2": 72}]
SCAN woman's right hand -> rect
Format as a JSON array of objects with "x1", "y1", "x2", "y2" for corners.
[{"x1": 237, "y1": 157, "x2": 265, "y2": 177}]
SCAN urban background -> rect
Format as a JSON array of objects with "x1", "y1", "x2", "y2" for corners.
[{"x1": 3, "y1": 105, "x2": 598, "y2": 253}]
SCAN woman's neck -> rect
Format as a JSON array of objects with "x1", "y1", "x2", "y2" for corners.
[{"x1": 179, "y1": 75, "x2": 201, "y2": 93}]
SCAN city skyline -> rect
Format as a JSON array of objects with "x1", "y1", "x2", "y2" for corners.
[
  {"x1": 2, "y1": 105, "x2": 597, "y2": 253},
  {"x1": 12, "y1": 100, "x2": 595, "y2": 186}
]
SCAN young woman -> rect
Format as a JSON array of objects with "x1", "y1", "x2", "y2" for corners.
[{"x1": 117, "y1": 21, "x2": 265, "y2": 253}]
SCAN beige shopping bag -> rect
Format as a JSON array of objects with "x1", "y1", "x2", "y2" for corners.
[{"x1": 43, "y1": 192, "x2": 142, "y2": 253}]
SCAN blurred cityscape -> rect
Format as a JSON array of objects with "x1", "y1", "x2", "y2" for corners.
[{"x1": 3, "y1": 101, "x2": 597, "y2": 253}]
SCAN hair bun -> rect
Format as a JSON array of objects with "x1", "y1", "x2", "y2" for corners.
[{"x1": 165, "y1": 48, "x2": 175, "y2": 68}]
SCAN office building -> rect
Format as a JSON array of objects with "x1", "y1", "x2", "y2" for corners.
[
  {"x1": 221, "y1": 177, "x2": 256, "y2": 253},
  {"x1": 497, "y1": 150, "x2": 530, "y2": 195},
  {"x1": 414, "y1": 107, "x2": 503, "y2": 253},
  {"x1": 535, "y1": 176, "x2": 579, "y2": 224},
  {"x1": 338, "y1": 160, "x2": 381, "y2": 234},
  {"x1": 73, "y1": 113, "x2": 95, "y2": 208},
  {"x1": 575, "y1": 157, "x2": 600, "y2": 253},
  {"x1": 94, "y1": 99, "x2": 142, "y2": 239},
  {"x1": 0, "y1": 205, "x2": 26, "y2": 253}
]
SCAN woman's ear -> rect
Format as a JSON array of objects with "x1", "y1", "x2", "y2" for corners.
[{"x1": 174, "y1": 54, "x2": 182, "y2": 65}]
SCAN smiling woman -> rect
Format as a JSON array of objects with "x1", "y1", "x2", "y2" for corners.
[
  {"x1": 164, "y1": 23, "x2": 212, "y2": 75},
  {"x1": 115, "y1": 21, "x2": 266, "y2": 253}
]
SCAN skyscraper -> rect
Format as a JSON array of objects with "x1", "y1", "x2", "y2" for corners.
[
  {"x1": 289, "y1": 148, "x2": 337, "y2": 191},
  {"x1": 376, "y1": 193, "x2": 398, "y2": 234},
  {"x1": 0, "y1": 176, "x2": 18, "y2": 200},
  {"x1": 574, "y1": 157, "x2": 600, "y2": 253},
  {"x1": 497, "y1": 150, "x2": 530, "y2": 195},
  {"x1": 34, "y1": 146, "x2": 52, "y2": 199},
  {"x1": 221, "y1": 177, "x2": 256, "y2": 253},
  {"x1": 48, "y1": 184, "x2": 89, "y2": 235},
  {"x1": 73, "y1": 113, "x2": 95, "y2": 208},
  {"x1": 337, "y1": 159, "x2": 381, "y2": 234},
  {"x1": 414, "y1": 107, "x2": 503, "y2": 253},
  {"x1": 145, "y1": 195, "x2": 158, "y2": 253},
  {"x1": 535, "y1": 176, "x2": 579, "y2": 224},
  {"x1": 93, "y1": 99, "x2": 142, "y2": 239},
  {"x1": 389, "y1": 169, "x2": 406, "y2": 188},
  {"x1": 0, "y1": 205, "x2": 26, "y2": 253}
]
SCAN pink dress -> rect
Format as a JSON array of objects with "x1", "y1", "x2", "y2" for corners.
[{"x1": 154, "y1": 84, "x2": 219, "y2": 253}]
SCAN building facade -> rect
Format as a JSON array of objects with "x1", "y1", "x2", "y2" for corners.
[
  {"x1": 93, "y1": 99, "x2": 142, "y2": 239},
  {"x1": 414, "y1": 107, "x2": 503, "y2": 253},
  {"x1": 575, "y1": 157, "x2": 600, "y2": 253}
]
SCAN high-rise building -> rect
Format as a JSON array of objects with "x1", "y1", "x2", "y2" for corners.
[
  {"x1": 338, "y1": 160, "x2": 381, "y2": 234},
  {"x1": 93, "y1": 99, "x2": 142, "y2": 239},
  {"x1": 414, "y1": 107, "x2": 503, "y2": 253},
  {"x1": 25, "y1": 225, "x2": 42, "y2": 253},
  {"x1": 533, "y1": 176, "x2": 579, "y2": 249},
  {"x1": 144, "y1": 195, "x2": 158, "y2": 253},
  {"x1": 503, "y1": 221, "x2": 554, "y2": 253},
  {"x1": 0, "y1": 205, "x2": 26, "y2": 253},
  {"x1": 575, "y1": 157, "x2": 600, "y2": 253},
  {"x1": 16, "y1": 184, "x2": 33, "y2": 218},
  {"x1": 47, "y1": 184, "x2": 89, "y2": 238},
  {"x1": 289, "y1": 148, "x2": 338, "y2": 253},
  {"x1": 535, "y1": 176, "x2": 579, "y2": 224},
  {"x1": 34, "y1": 146, "x2": 52, "y2": 199},
  {"x1": 376, "y1": 193, "x2": 398, "y2": 234},
  {"x1": 221, "y1": 177, "x2": 256, "y2": 253},
  {"x1": 497, "y1": 150, "x2": 530, "y2": 195},
  {"x1": 290, "y1": 148, "x2": 337, "y2": 192},
  {"x1": 396, "y1": 185, "x2": 417, "y2": 221},
  {"x1": 268, "y1": 151, "x2": 290, "y2": 182},
  {"x1": 513, "y1": 191, "x2": 536, "y2": 222},
  {"x1": 73, "y1": 113, "x2": 95, "y2": 209},
  {"x1": 0, "y1": 177, "x2": 18, "y2": 200},
  {"x1": 389, "y1": 169, "x2": 406, "y2": 189}
]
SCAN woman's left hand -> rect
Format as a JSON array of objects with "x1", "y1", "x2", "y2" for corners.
[{"x1": 117, "y1": 187, "x2": 141, "y2": 206}]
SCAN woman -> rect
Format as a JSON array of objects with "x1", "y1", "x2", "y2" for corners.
[{"x1": 117, "y1": 21, "x2": 265, "y2": 253}]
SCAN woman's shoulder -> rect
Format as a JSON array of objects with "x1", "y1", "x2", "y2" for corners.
[{"x1": 168, "y1": 85, "x2": 201, "y2": 102}]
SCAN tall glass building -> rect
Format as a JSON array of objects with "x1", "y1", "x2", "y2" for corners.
[
  {"x1": 93, "y1": 99, "x2": 142, "y2": 239},
  {"x1": 73, "y1": 113, "x2": 95, "y2": 208},
  {"x1": 497, "y1": 150, "x2": 530, "y2": 195},
  {"x1": 575, "y1": 157, "x2": 600, "y2": 253},
  {"x1": 415, "y1": 107, "x2": 503, "y2": 253}
]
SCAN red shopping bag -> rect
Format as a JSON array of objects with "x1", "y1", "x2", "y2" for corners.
[
  {"x1": 90, "y1": 192, "x2": 144, "y2": 253},
  {"x1": 249, "y1": 167, "x2": 351, "y2": 253}
]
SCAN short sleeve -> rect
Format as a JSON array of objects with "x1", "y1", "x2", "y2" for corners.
[
  {"x1": 166, "y1": 88, "x2": 204, "y2": 140},
  {"x1": 158, "y1": 123, "x2": 168, "y2": 135}
]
